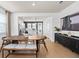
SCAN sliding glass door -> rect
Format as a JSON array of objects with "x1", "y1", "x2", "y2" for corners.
[
  {"x1": 24, "y1": 22, "x2": 43, "y2": 35},
  {"x1": 27, "y1": 23, "x2": 37, "y2": 35},
  {"x1": 38, "y1": 23, "x2": 43, "y2": 35}
]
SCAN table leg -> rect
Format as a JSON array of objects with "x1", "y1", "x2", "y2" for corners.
[
  {"x1": 36, "y1": 51, "x2": 38, "y2": 58},
  {"x1": 36, "y1": 40, "x2": 40, "y2": 52},
  {"x1": 36, "y1": 40, "x2": 38, "y2": 52},
  {"x1": 36, "y1": 40, "x2": 40, "y2": 58}
]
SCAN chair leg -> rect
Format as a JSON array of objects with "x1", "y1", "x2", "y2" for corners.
[
  {"x1": 43, "y1": 40, "x2": 48, "y2": 52},
  {"x1": 5, "y1": 50, "x2": 10, "y2": 58},
  {"x1": 36, "y1": 51, "x2": 38, "y2": 58},
  {"x1": 8, "y1": 50, "x2": 10, "y2": 54},
  {"x1": 2, "y1": 50, "x2": 4, "y2": 58}
]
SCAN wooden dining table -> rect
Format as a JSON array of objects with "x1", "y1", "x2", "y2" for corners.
[
  {"x1": 2, "y1": 35, "x2": 47, "y2": 50},
  {"x1": 2, "y1": 35, "x2": 47, "y2": 58},
  {"x1": 3, "y1": 35, "x2": 46, "y2": 50}
]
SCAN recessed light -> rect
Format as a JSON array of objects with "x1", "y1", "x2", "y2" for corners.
[{"x1": 32, "y1": 2, "x2": 36, "y2": 6}]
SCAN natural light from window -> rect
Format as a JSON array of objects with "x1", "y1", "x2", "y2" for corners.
[{"x1": 0, "y1": 12, "x2": 6, "y2": 38}]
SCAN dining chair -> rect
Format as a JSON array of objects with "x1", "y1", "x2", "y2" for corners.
[{"x1": 39, "y1": 36, "x2": 48, "y2": 51}]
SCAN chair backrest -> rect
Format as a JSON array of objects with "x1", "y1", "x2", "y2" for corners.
[
  {"x1": 38, "y1": 36, "x2": 47, "y2": 44},
  {"x1": 2, "y1": 37, "x2": 6, "y2": 40},
  {"x1": 42, "y1": 36, "x2": 47, "y2": 40}
]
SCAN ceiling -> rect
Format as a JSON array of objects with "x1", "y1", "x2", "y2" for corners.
[{"x1": 0, "y1": 1, "x2": 74, "y2": 13}]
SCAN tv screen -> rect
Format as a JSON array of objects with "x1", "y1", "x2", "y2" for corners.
[{"x1": 62, "y1": 14, "x2": 79, "y2": 31}]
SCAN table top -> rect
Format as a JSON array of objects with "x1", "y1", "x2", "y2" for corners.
[
  {"x1": 3, "y1": 35, "x2": 27, "y2": 41},
  {"x1": 28, "y1": 35, "x2": 45, "y2": 40},
  {"x1": 3, "y1": 35, "x2": 46, "y2": 41}
]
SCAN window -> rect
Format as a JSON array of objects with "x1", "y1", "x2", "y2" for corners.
[{"x1": 0, "y1": 7, "x2": 6, "y2": 38}]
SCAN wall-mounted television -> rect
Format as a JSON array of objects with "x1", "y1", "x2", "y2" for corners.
[{"x1": 62, "y1": 13, "x2": 79, "y2": 31}]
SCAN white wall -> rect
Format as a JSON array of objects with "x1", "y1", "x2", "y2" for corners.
[
  {"x1": 11, "y1": 13, "x2": 60, "y2": 42},
  {"x1": 59, "y1": 2, "x2": 79, "y2": 36},
  {"x1": 11, "y1": 2, "x2": 79, "y2": 42},
  {"x1": 60, "y1": 2, "x2": 79, "y2": 17}
]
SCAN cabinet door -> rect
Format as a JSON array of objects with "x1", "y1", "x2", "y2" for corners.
[
  {"x1": 67, "y1": 38, "x2": 73, "y2": 49},
  {"x1": 75, "y1": 40, "x2": 79, "y2": 53},
  {"x1": 70, "y1": 39, "x2": 76, "y2": 51}
]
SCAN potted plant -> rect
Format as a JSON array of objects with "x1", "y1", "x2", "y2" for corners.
[{"x1": 54, "y1": 26, "x2": 60, "y2": 32}]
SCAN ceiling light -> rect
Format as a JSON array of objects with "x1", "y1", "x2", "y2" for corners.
[{"x1": 32, "y1": 2, "x2": 36, "y2": 6}]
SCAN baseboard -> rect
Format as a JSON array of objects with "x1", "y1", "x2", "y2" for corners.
[{"x1": 49, "y1": 38, "x2": 55, "y2": 42}]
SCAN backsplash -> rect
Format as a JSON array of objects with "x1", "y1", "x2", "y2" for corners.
[{"x1": 59, "y1": 31, "x2": 79, "y2": 36}]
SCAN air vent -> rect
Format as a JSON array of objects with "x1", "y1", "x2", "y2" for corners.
[{"x1": 59, "y1": 1, "x2": 63, "y2": 4}]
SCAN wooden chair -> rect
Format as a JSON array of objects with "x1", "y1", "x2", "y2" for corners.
[{"x1": 39, "y1": 36, "x2": 48, "y2": 51}]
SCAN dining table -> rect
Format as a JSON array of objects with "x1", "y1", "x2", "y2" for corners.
[{"x1": 1, "y1": 35, "x2": 47, "y2": 58}]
